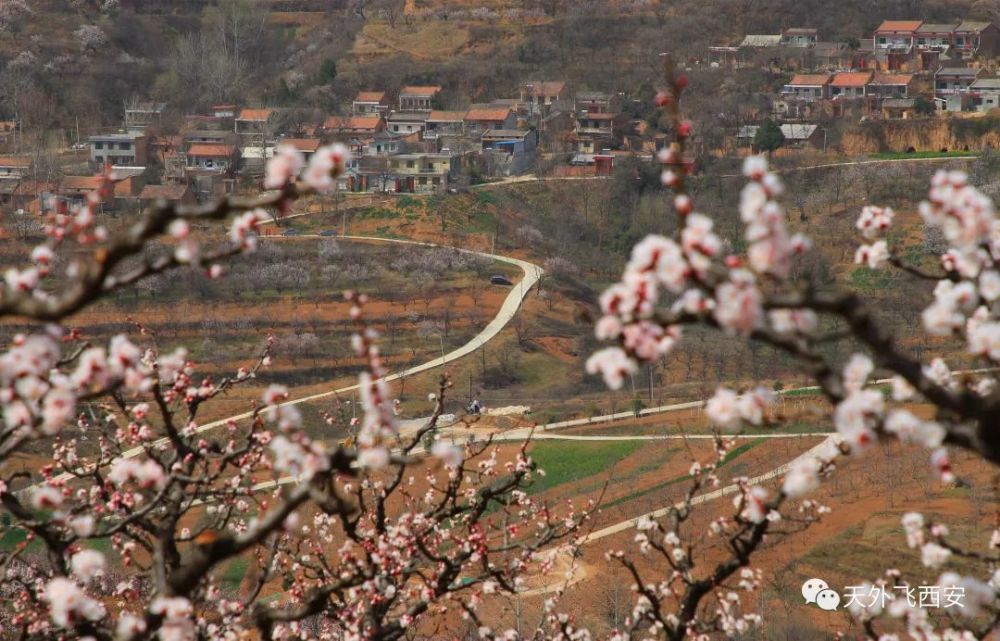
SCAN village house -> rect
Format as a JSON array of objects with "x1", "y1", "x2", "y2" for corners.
[
  {"x1": 279, "y1": 138, "x2": 322, "y2": 161},
  {"x1": 780, "y1": 28, "x2": 818, "y2": 47},
  {"x1": 869, "y1": 73, "x2": 914, "y2": 98},
  {"x1": 954, "y1": 21, "x2": 1000, "y2": 58},
  {"x1": 575, "y1": 91, "x2": 613, "y2": 114},
  {"x1": 88, "y1": 132, "x2": 148, "y2": 168},
  {"x1": 323, "y1": 115, "x2": 385, "y2": 140},
  {"x1": 387, "y1": 112, "x2": 429, "y2": 136},
  {"x1": 384, "y1": 153, "x2": 456, "y2": 193},
  {"x1": 364, "y1": 131, "x2": 408, "y2": 156},
  {"x1": 480, "y1": 129, "x2": 538, "y2": 176},
  {"x1": 0, "y1": 179, "x2": 54, "y2": 216},
  {"x1": 881, "y1": 98, "x2": 919, "y2": 119},
  {"x1": 520, "y1": 81, "x2": 567, "y2": 115},
  {"x1": 352, "y1": 91, "x2": 390, "y2": 116},
  {"x1": 969, "y1": 77, "x2": 1000, "y2": 111},
  {"x1": 935, "y1": 66, "x2": 983, "y2": 97},
  {"x1": 781, "y1": 74, "x2": 830, "y2": 101},
  {"x1": 829, "y1": 71, "x2": 873, "y2": 99},
  {"x1": 0, "y1": 155, "x2": 32, "y2": 181},
  {"x1": 138, "y1": 183, "x2": 197, "y2": 209},
  {"x1": 185, "y1": 143, "x2": 239, "y2": 174},
  {"x1": 740, "y1": 34, "x2": 782, "y2": 48},
  {"x1": 424, "y1": 111, "x2": 466, "y2": 140},
  {"x1": 234, "y1": 108, "x2": 276, "y2": 149},
  {"x1": 464, "y1": 106, "x2": 517, "y2": 136},
  {"x1": 57, "y1": 174, "x2": 141, "y2": 211},
  {"x1": 874, "y1": 20, "x2": 922, "y2": 51},
  {"x1": 125, "y1": 102, "x2": 167, "y2": 132},
  {"x1": 398, "y1": 86, "x2": 441, "y2": 112},
  {"x1": 914, "y1": 23, "x2": 956, "y2": 51}
]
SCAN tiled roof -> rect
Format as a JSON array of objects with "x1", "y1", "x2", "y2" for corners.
[
  {"x1": 789, "y1": 74, "x2": 830, "y2": 85},
  {"x1": 236, "y1": 108, "x2": 273, "y2": 121},
  {"x1": 139, "y1": 184, "x2": 190, "y2": 201},
  {"x1": 523, "y1": 81, "x2": 566, "y2": 96},
  {"x1": 465, "y1": 108, "x2": 513, "y2": 122},
  {"x1": 971, "y1": 78, "x2": 1000, "y2": 90},
  {"x1": 830, "y1": 72, "x2": 873, "y2": 87},
  {"x1": 186, "y1": 144, "x2": 236, "y2": 157},
  {"x1": 427, "y1": 110, "x2": 467, "y2": 122},
  {"x1": 60, "y1": 176, "x2": 104, "y2": 191},
  {"x1": 400, "y1": 85, "x2": 441, "y2": 96},
  {"x1": 354, "y1": 91, "x2": 386, "y2": 102},
  {"x1": 936, "y1": 66, "x2": 982, "y2": 76},
  {"x1": 873, "y1": 73, "x2": 913, "y2": 85},
  {"x1": 916, "y1": 23, "x2": 959, "y2": 33},
  {"x1": 280, "y1": 138, "x2": 322, "y2": 152},
  {"x1": 876, "y1": 20, "x2": 923, "y2": 33},
  {"x1": 956, "y1": 21, "x2": 994, "y2": 33},
  {"x1": 0, "y1": 155, "x2": 31, "y2": 167},
  {"x1": 324, "y1": 115, "x2": 383, "y2": 130}
]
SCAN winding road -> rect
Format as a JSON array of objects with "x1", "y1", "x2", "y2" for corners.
[{"x1": 49, "y1": 235, "x2": 543, "y2": 485}]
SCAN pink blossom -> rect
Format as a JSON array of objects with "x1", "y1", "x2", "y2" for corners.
[
  {"x1": 357, "y1": 446, "x2": 390, "y2": 469},
  {"x1": 108, "y1": 458, "x2": 167, "y2": 491},
  {"x1": 735, "y1": 486, "x2": 768, "y2": 523},
  {"x1": 585, "y1": 347, "x2": 637, "y2": 390},
  {"x1": 70, "y1": 549, "x2": 106, "y2": 581},
  {"x1": 431, "y1": 440, "x2": 463, "y2": 469},
  {"x1": 884, "y1": 409, "x2": 945, "y2": 448},
  {"x1": 265, "y1": 144, "x2": 305, "y2": 190},
  {"x1": 768, "y1": 309, "x2": 817, "y2": 334},
  {"x1": 980, "y1": 270, "x2": 1000, "y2": 301},
  {"x1": 930, "y1": 448, "x2": 955, "y2": 483},
  {"x1": 854, "y1": 240, "x2": 889, "y2": 269},
  {"x1": 705, "y1": 387, "x2": 740, "y2": 431},
  {"x1": 713, "y1": 270, "x2": 762, "y2": 335},
  {"x1": 782, "y1": 458, "x2": 820, "y2": 498},
  {"x1": 594, "y1": 315, "x2": 622, "y2": 340},
  {"x1": 967, "y1": 321, "x2": 1000, "y2": 361},
  {"x1": 920, "y1": 170, "x2": 995, "y2": 249},
  {"x1": 843, "y1": 353, "x2": 874, "y2": 393},
  {"x1": 31, "y1": 485, "x2": 63, "y2": 510},
  {"x1": 921, "y1": 542, "x2": 952, "y2": 568},
  {"x1": 44, "y1": 577, "x2": 106, "y2": 628},
  {"x1": 620, "y1": 321, "x2": 679, "y2": 360},
  {"x1": 856, "y1": 205, "x2": 895, "y2": 239},
  {"x1": 901, "y1": 512, "x2": 924, "y2": 548},
  {"x1": 303, "y1": 143, "x2": 350, "y2": 193},
  {"x1": 41, "y1": 387, "x2": 76, "y2": 435},
  {"x1": 742, "y1": 155, "x2": 768, "y2": 180},
  {"x1": 833, "y1": 389, "x2": 883, "y2": 454}
]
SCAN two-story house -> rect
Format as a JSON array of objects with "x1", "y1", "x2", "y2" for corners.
[
  {"x1": 352, "y1": 91, "x2": 390, "y2": 116},
  {"x1": 869, "y1": 73, "x2": 914, "y2": 98},
  {"x1": 185, "y1": 144, "x2": 239, "y2": 173},
  {"x1": 385, "y1": 153, "x2": 456, "y2": 193},
  {"x1": 954, "y1": 21, "x2": 1000, "y2": 58},
  {"x1": 125, "y1": 102, "x2": 167, "y2": 132},
  {"x1": 424, "y1": 111, "x2": 466, "y2": 140},
  {"x1": 387, "y1": 112, "x2": 429, "y2": 136},
  {"x1": 398, "y1": 85, "x2": 441, "y2": 112},
  {"x1": 464, "y1": 107, "x2": 517, "y2": 136},
  {"x1": 0, "y1": 155, "x2": 32, "y2": 181},
  {"x1": 935, "y1": 66, "x2": 983, "y2": 96},
  {"x1": 88, "y1": 132, "x2": 148, "y2": 168},
  {"x1": 970, "y1": 77, "x2": 1000, "y2": 111},
  {"x1": 780, "y1": 28, "x2": 818, "y2": 47},
  {"x1": 521, "y1": 81, "x2": 567, "y2": 115},
  {"x1": 323, "y1": 115, "x2": 385, "y2": 140}
]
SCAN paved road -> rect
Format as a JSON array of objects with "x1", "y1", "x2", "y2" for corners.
[
  {"x1": 48, "y1": 235, "x2": 543, "y2": 485},
  {"x1": 471, "y1": 154, "x2": 979, "y2": 189}
]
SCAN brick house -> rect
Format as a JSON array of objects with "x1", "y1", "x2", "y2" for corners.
[
  {"x1": 780, "y1": 28, "x2": 818, "y2": 47},
  {"x1": 781, "y1": 74, "x2": 830, "y2": 101},
  {"x1": 398, "y1": 85, "x2": 441, "y2": 111},
  {"x1": 352, "y1": 91, "x2": 390, "y2": 116},
  {"x1": 464, "y1": 107, "x2": 517, "y2": 135},
  {"x1": 138, "y1": 183, "x2": 197, "y2": 209},
  {"x1": 869, "y1": 73, "x2": 914, "y2": 98},
  {"x1": 829, "y1": 71, "x2": 873, "y2": 98},
  {"x1": 953, "y1": 21, "x2": 1000, "y2": 58}
]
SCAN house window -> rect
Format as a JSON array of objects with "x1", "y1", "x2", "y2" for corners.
[
  {"x1": 432, "y1": 177, "x2": 440, "y2": 185},
  {"x1": 94, "y1": 142, "x2": 104, "y2": 150},
  {"x1": 419, "y1": 177, "x2": 427, "y2": 185},
  {"x1": 120, "y1": 142, "x2": 131, "y2": 150},
  {"x1": 407, "y1": 160, "x2": 415, "y2": 168},
  {"x1": 878, "y1": 37, "x2": 886, "y2": 44},
  {"x1": 393, "y1": 125, "x2": 400, "y2": 132}
]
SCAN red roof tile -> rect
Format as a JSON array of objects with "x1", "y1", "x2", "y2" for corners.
[
  {"x1": 789, "y1": 74, "x2": 830, "y2": 85},
  {"x1": 187, "y1": 144, "x2": 236, "y2": 157},
  {"x1": 876, "y1": 20, "x2": 923, "y2": 33},
  {"x1": 236, "y1": 108, "x2": 273, "y2": 122},
  {"x1": 324, "y1": 115, "x2": 383, "y2": 131},
  {"x1": 355, "y1": 91, "x2": 386, "y2": 103},
  {"x1": 830, "y1": 72, "x2": 873, "y2": 87},
  {"x1": 465, "y1": 108, "x2": 512, "y2": 122},
  {"x1": 400, "y1": 85, "x2": 441, "y2": 96},
  {"x1": 139, "y1": 184, "x2": 191, "y2": 201}
]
